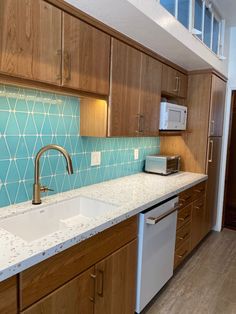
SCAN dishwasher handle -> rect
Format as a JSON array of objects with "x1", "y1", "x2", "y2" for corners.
[{"x1": 146, "y1": 205, "x2": 179, "y2": 225}]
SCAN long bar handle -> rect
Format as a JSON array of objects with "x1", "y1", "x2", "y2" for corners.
[
  {"x1": 97, "y1": 270, "x2": 104, "y2": 297},
  {"x1": 174, "y1": 76, "x2": 179, "y2": 92},
  {"x1": 146, "y1": 205, "x2": 179, "y2": 225},
  {"x1": 208, "y1": 140, "x2": 214, "y2": 163},
  {"x1": 64, "y1": 51, "x2": 71, "y2": 81}
]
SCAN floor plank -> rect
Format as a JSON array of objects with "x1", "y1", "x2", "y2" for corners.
[{"x1": 144, "y1": 229, "x2": 236, "y2": 314}]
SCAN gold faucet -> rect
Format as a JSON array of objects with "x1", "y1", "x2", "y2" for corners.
[{"x1": 32, "y1": 144, "x2": 73, "y2": 205}]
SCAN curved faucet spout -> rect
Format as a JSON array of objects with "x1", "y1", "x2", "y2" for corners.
[{"x1": 33, "y1": 144, "x2": 74, "y2": 205}]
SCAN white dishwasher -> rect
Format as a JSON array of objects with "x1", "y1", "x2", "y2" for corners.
[{"x1": 136, "y1": 196, "x2": 179, "y2": 313}]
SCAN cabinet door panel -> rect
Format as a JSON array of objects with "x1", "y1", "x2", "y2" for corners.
[
  {"x1": 94, "y1": 240, "x2": 137, "y2": 314},
  {"x1": 209, "y1": 75, "x2": 226, "y2": 136},
  {"x1": 162, "y1": 64, "x2": 187, "y2": 98},
  {"x1": 0, "y1": 0, "x2": 62, "y2": 85},
  {"x1": 62, "y1": 13, "x2": 110, "y2": 95},
  {"x1": 206, "y1": 137, "x2": 222, "y2": 229},
  {"x1": 140, "y1": 54, "x2": 162, "y2": 136},
  {"x1": 109, "y1": 39, "x2": 142, "y2": 136},
  {"x1": 162, "y1": 64, "x2": 178, "y2": 96},
  {"x1": 191, "y1": 197, "x2": 206, "y2": 249},
  {"x1": 0, "y1": 276, "x2": 17, "y2": 314},
  {"x1": 22, "y1": 267, "x2": 95, "y2": 314}
]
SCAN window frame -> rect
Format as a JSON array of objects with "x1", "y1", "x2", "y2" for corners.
[{"x1": 158, "y1": 0, "x2": 224, "y2": 58}]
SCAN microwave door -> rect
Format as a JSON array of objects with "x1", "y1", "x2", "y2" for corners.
[{"x1": 167, "y1": 109, "x2": 182, "y2": 130}]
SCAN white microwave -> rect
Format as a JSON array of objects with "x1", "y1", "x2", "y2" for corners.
[{"x1": 159, "y1": 102, "x2": 187, "y2": 131}]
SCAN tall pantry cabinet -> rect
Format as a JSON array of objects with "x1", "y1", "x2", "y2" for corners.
[{"x1": 161, "y1": 72, "x2": 226, "y2": 231}]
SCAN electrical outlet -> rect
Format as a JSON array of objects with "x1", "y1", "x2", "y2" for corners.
[
  {"x1": 91, "y1": 151, "x2": 101, "y2": 166},
  {"x1": 134, "y1": 149, "x2": 139, "y2": 160}
]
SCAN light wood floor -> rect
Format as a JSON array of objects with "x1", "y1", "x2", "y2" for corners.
[{"x1": 144, "y1": 228, "x2": 236, "y2": 314}]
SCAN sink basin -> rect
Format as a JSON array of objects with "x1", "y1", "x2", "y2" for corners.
[{"x1": 0, "y1": 197, "x2": 118, "y2": 243}]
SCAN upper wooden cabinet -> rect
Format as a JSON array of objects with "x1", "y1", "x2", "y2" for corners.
[
  {"x1": 162, "y1": 64, "x2": 187, "y2": 98},
  {"x1": 62, "y1": 13, "x2": 110, "y2": 95},
  {"x1": 0, "y1": 0, "x2": 62, "y2": 85},
  {"x1": 81, "y1": 38, "x2": 162, "y2": 137},
  {"x1": 139, "y1": 54, "x2": 162, "y2": 136},
  {"x1": 109, "y1": 38, "x2": 142, "y2": 136},
  {"x1": 209, "y1": 75, "x2": 226, "y2": 137},
  {"x1": 0, "y1": 276, "x2": 17, "y2": 314}
]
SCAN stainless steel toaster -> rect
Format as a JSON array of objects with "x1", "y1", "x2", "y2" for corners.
[{"x1": 145, "y1": 155, "x2": 181, "y2": 175}]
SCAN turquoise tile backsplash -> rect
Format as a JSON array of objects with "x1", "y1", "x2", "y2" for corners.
[{"x1": 0, "y1": 85, "x2": 160, "y2": 208}]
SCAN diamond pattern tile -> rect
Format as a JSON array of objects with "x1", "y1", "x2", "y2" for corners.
[{"x1": 0, "y1": 84, "x2": 160, "y2": 208}]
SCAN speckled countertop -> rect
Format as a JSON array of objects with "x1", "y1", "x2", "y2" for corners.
[{"x1": 0, "y1": 171, "x2": 207, "y2": 282}]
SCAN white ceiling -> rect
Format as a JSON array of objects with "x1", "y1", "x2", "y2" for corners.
[{"x1": 212, "y1": 0, "x2": 236, "y2": 26}]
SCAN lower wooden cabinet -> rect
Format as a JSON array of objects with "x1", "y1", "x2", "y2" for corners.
[
  {"x1": 94, "y1": 239, "x2": 137, "y2": 314},
  {"x1": 21, "y1": 267, "x2": 95, "y2": 314},
  {"x1": 0, "y1": 276, "x2": 17, "y2": 314},
  {"x1": 174, "y1": 180, "x2": 207, "y2": 269},
  {"x1": 191, "y1": 197, "x2": 206, "y2": 250},
  {"x1": 21, "y1": 240, "x2": 137, "y2": 314},
  {"x1": 18, "y1": 217, "x2": 137, "y2": 313}
]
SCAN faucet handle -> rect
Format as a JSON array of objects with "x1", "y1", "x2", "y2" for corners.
[{"x1": 40, "y1": 185, "x2": 54, "y2": 193}]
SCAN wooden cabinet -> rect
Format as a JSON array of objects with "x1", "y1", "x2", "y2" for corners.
[
  {"x1": 139, "y1": 54, "x2": 162, "y2": 136},
  {"x1": 0, "y1": 276, "x2": 17, "y2": 314},
  {"x1": 81, "y1": 38, "x2": 162, "y2": 137},
  {"x1": 109, "y1": 38, "x2": 142, "y2": 136},
  {"x1": 191, "y1": 197, "x2": 206, "y2": 249},
  {"x1": 62, "y1": 13, "x2": 110, "y2": 95},
  {"x1": 209, "y1": 75, "x2": 226, "y2": 137},
  {"x1": 22, "y1": 267, "x2": 95, "y2": 314},
  {"x1": 19, "y1": 217, "x2": 137, "y2": 312},
  {"x1": 0, "y1": 0, "x2": 62, "y2": 85},
  {"x1": 162, "y1": 64, "x2": 187, "y2": 98},
  {"x1": 21, "y1": 240, "x2": 137, "y2": 314},
  {"x1": 94, "y1": 240, "x2": 137, "y2": 314},
  {"x1": 206, "y1": 137, "x2": 222, "y2": 230},
  {"x1": 174, "y1": 181, "x2": 207, "y2": 269}
]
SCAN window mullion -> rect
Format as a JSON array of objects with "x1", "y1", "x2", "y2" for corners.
[{"x1": 175, "y1": 0, "x2": 178, "y2": 19}]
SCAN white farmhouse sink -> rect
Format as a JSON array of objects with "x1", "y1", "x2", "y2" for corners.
[{"x1": 0, "y1": 197, "x2": 118, "y2": 243}]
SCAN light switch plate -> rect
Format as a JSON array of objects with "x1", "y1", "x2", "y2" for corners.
[
  {"x1": 134, "y1": 149, "x2": 139, "y2": 160},
  {"x1": 91, "y1": 151, "x2": 101, "y2": 166}
]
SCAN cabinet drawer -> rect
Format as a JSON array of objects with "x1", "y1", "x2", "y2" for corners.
[
  {"x1": 0, "y1": 276, "x2": 17, "y2": 314},
  {"x1": 175, "y1": 221, "x2": 191, "y2": 249},
  {"x1": 177, "y1": 203, "x2": 192, "y2": 230},
  {"x1": 179, "y1": 189, "x2": 193, "y2": 209},
  {"x1": 174, "y1": 237, "x2": 191, "y2": 269},
  {"x1": 192, "y1": 181, "x2": 206, "y2": 200}
]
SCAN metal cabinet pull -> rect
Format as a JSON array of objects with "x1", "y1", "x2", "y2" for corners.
[
  {"x1": 139, "y1": 114, "x2": 145, "y2": 133},
  {"x1": 194, "y1": 189, "x2": 204, "y2": 193},
  {"x1": 178, "y1": 77, "x2": 181, "y2": 93},
  {"x1": 56, "y1": 49, "x2": 62, "y2": 80},
  {"x1": 89, "y1": 273, "x2": 96, "y2": 303},
  {"x1": 178, "y1": 214, "x2": 190, "y2": 222},
  {"x1": 177, "y1": 250, "x2": 188, "y2": 259},
  {"x1": 177, "y1": 233, "x2": 189, "y2": 241},
  {"x1": 64, "y1": 51, "x2": 71, "y2": 81},
  {"x1": 174, "y1": 76, "x2": 179, "y2": 92},
  {"x1": 211, "y1": 120, "x2": 215, "y2": 135},
  {"x1": 97, "y1": 270, "x2": 104, "y2": 297},
  {"x1": 208, "y1": 140, "x2": 214, "y2": 163},
  {"x1": 146, "y1": 205, "x2": 179, "y2": 225},
  {"x1": 180, "y1": 195, "x2": 191, "y2": 202}
]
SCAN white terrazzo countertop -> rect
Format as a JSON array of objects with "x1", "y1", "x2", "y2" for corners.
[{"x1": 0, "y1": 171, "x2": 207, "y2": 282}]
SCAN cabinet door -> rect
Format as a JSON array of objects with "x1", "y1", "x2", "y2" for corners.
[
  {"x1": 0, "y1": 276, "x2": 17, "y2": 314},
  {"x1": 109, "y1": 38, "x2": 142, "y2": 136},
  {"x1": 0, "y1": 0, "x2": 62, "y2": 85},
  {"x1": 206, "y1": 137, "x2": 222, "y2": 229},
  {"x1": 139, "y1": 54, "x2": 162, "y2": 136},
  {"x1": 62, "y1": 13, "x2": 110, "y2": 95},
  {"x1": 191, "y1": 197, "x2": 206, "y2": 249},
  {"x1": 21, "y1": 267, "x2": 95, "y2": 314},
  {"x1": 162, "y1": 64, "x2": 187, "y2": 98},
  {"x1": 209, "y1": 75, "x2": 226, "y2": 136},
  {"x1": 94, "y1": 239, "x2": 137, "y2": 314}
]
